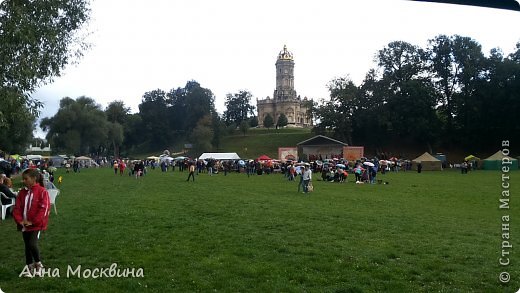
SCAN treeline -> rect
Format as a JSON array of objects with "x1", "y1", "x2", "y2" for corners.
[
  {"x1": 39, "y1": 81, "x2": 260, "y2": 157},
  {"x1": 8, "y1": 34, "x2": 520, "y2": 157},
  {"x1": 312, "y1": 35, "x2": 520, "y2": 153}
]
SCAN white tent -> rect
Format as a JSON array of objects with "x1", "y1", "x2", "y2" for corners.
[
  {"x1": 74, "y1": 156, "x2": 99, "y2": 167},
  {"x1": 412, "y1": 152, "x2": 442, "y2": 171},
  {"x1": 199, "y1": 153, "x2": 241, "y2": 160}
]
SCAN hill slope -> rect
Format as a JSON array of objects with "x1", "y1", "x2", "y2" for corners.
[{"x1": 217, "y1": 128, "x2": 313, "y2": 159}]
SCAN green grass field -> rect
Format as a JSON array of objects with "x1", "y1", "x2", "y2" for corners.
[{"x1": 0, "y1": 168, "x2": 518, "y2": 292}]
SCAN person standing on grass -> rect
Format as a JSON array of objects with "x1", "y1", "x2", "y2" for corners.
[
  {"x1": 113, "y1": 160, "x2": 119, "y2": 175},
  {"x1": 13, "y1": 168, "x2": 50, "y2": 278},
  {"x1": 186, "y1": 162, "x2": 196, "y2": 182},
  {"x1": 119, "y1": 160, "x2": 126, "y2": 176},
  {"x1": 297, "y1": 168, "x2": 305, "y2": 192},
  {"x1": 302, "y1": 165, "x2": 312, "y2": 194}
]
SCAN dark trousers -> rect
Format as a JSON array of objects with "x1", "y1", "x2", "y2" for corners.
[
  {"x1": 187, "y1": 172, "x2": 195, "y2": 181},
  {"x1": 22, "y1": 231, "x2": 41, "y2": 265},
  {"x1": 297, "y1": 176, "x2": 304, "y2": 192},
  {"x1": 303, "y1": 179, "x2": 310, "y2": 193}
]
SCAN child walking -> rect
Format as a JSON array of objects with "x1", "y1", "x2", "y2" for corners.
[{"x1": 13, "y1": 169, "x2": 51, "y2": 277}]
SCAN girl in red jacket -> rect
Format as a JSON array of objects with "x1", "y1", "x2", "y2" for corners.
[{"x1": 13, "y1": 168, "x2": 50, "y2": 277}]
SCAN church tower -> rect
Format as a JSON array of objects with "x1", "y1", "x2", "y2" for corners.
[
  {"x1": 256, "y1": 45, "x2": 312, "y2": 128},
  {"x1": 274, "y1": 45, "x2": 296, "y2": 101}
]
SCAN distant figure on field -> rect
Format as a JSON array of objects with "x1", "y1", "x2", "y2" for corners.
[{"x1": 186, "y1": 163, "x2": 195, "y2": 182}]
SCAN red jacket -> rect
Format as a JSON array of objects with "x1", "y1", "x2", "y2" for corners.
[{"x1": 13, "y1": 184, "x2": 50, "y2": 231}]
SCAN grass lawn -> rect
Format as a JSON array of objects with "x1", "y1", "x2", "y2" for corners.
[
  {"x1": 212, "y1": 128, "x2": 313, "y2": 159},
  {"x1": 0, "y1": 168, "x2": 518, "y2": 292}
]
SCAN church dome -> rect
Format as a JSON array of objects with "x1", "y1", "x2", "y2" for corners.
[{"x1": 277, "y1": 45, "x2": 293, "y2": 60}]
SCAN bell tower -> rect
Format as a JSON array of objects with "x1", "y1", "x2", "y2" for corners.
[{"x1": 274, "y1": 45, "x2": 296, "y2": 101}]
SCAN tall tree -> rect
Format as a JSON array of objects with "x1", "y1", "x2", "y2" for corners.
[
  {"x1": 223, "y1": 90, "x2": 255, "y2": 126},
  {"x1": 139, "y1": 89, "x2": 170, "y2": 148},
  {"x1": 472, "y1": 45, "x2": 520, "y2": 149},
  {"x1": 374, "y1": 41, "x2": 440, "y2": 145},
  {"x1": 426, "y1": 35, "x2": 485, "y2": 141},
  {"x1": 121, "y1": 113, "x2": 143, "y2": 156},
  {"x1": 312, "y1": 77, "x2": 360, "y2": 144},
  {"x1": 107, "y1": 122, "x2": 124, "y2": 158},
  {"x1": 0, "y1": 93, "x2": 36, "y2": 153},
  {"x1": 0, "y1": 0, "x2": 91, "y2": 152},
  {"x1": 40, "y1": 96, "x2": 108, "y2": 155},
  {"x1": 263, "y1": 114, "x2": 274, "y2": 130},
  {"x1": 239, "y1": 120, "x2": 250, "y2": 136},
  {"x1": 353, "y1": 69, "x2": 391, "y2": 144},
  {"x1": 105, "y1": 101, "x2": 130, "y2": 157},
  {"x1": 249, "y1": 116, "x2": 259, "y2": 128},
  {"x1": 276, "y1": 113, "x2": 288, "y2": 128},
  {"x1": 166, "y1": 80, "x2": 216, "y2": 135},
  {"x1": 211, "y1": 113, "x2": 226, "y2": 150},
  {"x1": 190, "y1": 115, "x2": 213, "y2": 155},
  {"x1": 106, "y1": 100, "x2": 130, "y2": 124}
]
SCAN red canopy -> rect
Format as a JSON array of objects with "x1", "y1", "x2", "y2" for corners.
[{"x1": 257, "y1": 155, "x2": 272, "y2": 161}]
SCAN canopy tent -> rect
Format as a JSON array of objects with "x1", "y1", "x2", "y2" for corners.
[
  {"x1": 25, "y1": 154, "x2": 42, "y2": 160},
  {"x1": 257, "y1": 155, "x2": 272, "y2": 161},
  {"x1": 74, "y1": 156, "x2": 98, "y2": 167},
  {"x1": 411, "y1": 152, "x2": 442, "y2": 171},
  {"x1": 464, "y1": 155, "x2": 480, "y2": 161},
  {"x1": 9, "y1": 154, "x2": 21, "y2": 160},
  {"x1": 482, "y1": 151, "x2": 518, "y2": 170},
  {"x1": 49, "y1": 155, "x2": 67, "y2": 167},
  {"x1": 75, "y1": 156, "x2": 92, "y2": 160},
  {"x1": 199, "y1": 153, "x2": 241, "y2": 160}
]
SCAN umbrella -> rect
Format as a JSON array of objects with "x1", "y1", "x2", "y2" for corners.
[
  {"x1": 363, "y1": 162, "x2": 375, "y2": 167},
  {"x1": 160, "y1": 156, "x2": 174, "y2": 162},
  {"x1": 174, "y1": 156, "x2": 187, "y2": 161},
  {"x1": 336, "y1": 163, "x2": 346, "y2": 168},
  {"x1": 257, "y1": 155, "x2": 272, "y2": 161},
  {"x1": 238, "y1": 160, "x2": 245, "y2": 166}
]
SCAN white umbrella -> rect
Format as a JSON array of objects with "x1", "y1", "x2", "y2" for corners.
[
  {"x1": 336, "y1": 163, "x2": 346, "y2": 168},
  {"x1": 160, "y1": 156, "x2": 174, "y2": 162},
  {"x1": 363, "y1": 162, "x2": 375, "y2": 167},
  {"x1": 174, "y1": 156, "x2": 187, "y2": 161}
]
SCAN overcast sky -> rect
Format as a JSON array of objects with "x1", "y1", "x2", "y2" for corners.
[{"x1": 32, "y1": 0, "x2": 519, "y2": 131}]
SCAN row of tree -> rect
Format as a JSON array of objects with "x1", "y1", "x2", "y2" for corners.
[
  {"x1": 38, "y1": 83, "x2": 297, "y2": 157},
  {"x1": 312, "y1": 35, "x2": 520, "y2": 152},
  {"x1": 1, "y1": 0, "x2": 518, "y2": 155},
  {"x1": 38, "y1": 82, "x2": 230, "y2": 157}
]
